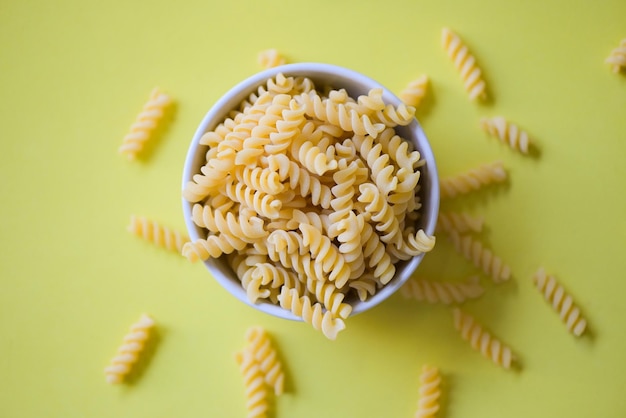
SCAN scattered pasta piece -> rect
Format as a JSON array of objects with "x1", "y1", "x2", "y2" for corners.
[
  {"x1": 441, "y1": 27, "x2": 487, "y2": 101},
  {"x1": 118, "y1": 87, "x2": 172, "y2": 159},
  {"x1": 532, "y1": 268, "x2": 587, "y2": 337},
  {"x1": 128, "y1": 215, "x2": 189, "y2": 254},
  {"x1": 183, "y1": 73, "x2": 435, "y2": 339},
  {"x1": 245, "y1": 326, "x2": 286, "y2": 395},
  {"x1": 104, "y1": 314, "x2": 155, "y2": 384},
  {"x1": 235, "y1": 349, "x2": 269, "y2": 418},
  {"x1": 400, "y1": 276, "x2": 484, "y2": 305},
  {"x1": 258, "y1": 48, "x2": 286, "y2": 69},
  {"x1": 437, "y1": 211, "x2": 484, "y2": 234},
  {"x1": 415, "y1": 364, "x2": 441, "y2": 418},
  {"x1": 452, "y1": 308, "x2": 515, "y2": 369},
  {"x1": 399, "y1": 75, "x2": 429, "y2": 108},
  {"x1": 605, "y1": 39, "x2": 626, "y2": 73},
  {"x1": 447, "y1": 228, "x2": 511, "y2": 283},
  {"x1": 439, "y1": 161, "x2": 507, "y2": 199},
  {"x1": 480, "y1": 116, "x2": 531, "y2": 154}
]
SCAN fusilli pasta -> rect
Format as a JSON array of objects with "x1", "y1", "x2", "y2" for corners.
[
  {"x1": 104, "y1": 314, "x2": 155, "y2": 384},
  {"x1": 447, "y1": 228, "x2": 511, "y2": 283},
  {"x1": 453, "y1": 308, "x2": 515, "y2": 369},
  {"x1": 415, "y1": 364, "x2": 441, "y2": 418},
  {"x1": 605, "y1": 39, "x2": 626, "y2": 73},
  {"x1": 245, "y1": 326, "x2": 286, "y2": 395},
  {"x1": 401, "y1": 276, "x2": 484, "y2": 305},
  {"x1": 480, "y1": 116, "x2": 531, "y2": 154},
  {"x1": 437, "y1": 211, "x2": 484, "y2": 234},
  {"x1": 258, "y1": 48, "x2": 286, "y2": 69},
  {"x1": 441, "y1": 27, "x2": 487, "y2": 101},
  {"x1": 127, "y1": 215, "x2": 189, "y2": 254},
  {"x1": 399, "y1": 74, "x2": 429, "y2": 108},
  {"x1": 235, "y1": 349, "x2": 269, "y2": 418},
  {"x1": 532, "y1": 268, "x2": 587, "y2": 337},
  {"x1": 119, "y1": 87, "x2": 172, "y2": 159},
  {"x1": 439, "y1": 161, "x2": 507, "y2": 199}
]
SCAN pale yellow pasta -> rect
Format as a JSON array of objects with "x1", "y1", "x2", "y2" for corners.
[
  {"x1": 415, "y1": 364, "x2": 441, "y2": 418},
  {"x1": 104, "y1": 314, "x2": 154, "y2": 384},
  {"x1": 399, "y1": 74, "x2": 429, "y2": 108},
  {"x1": 533, "y1": 268, "x2": 587, "y2": 337},
  {"x1": 447, "y1": 228, "x2": 511, "y2": 283},
  {"x1": 183, "y1": 74, "x2": 434, "y2": 339},
  {"x1": 118, "y1": 87, "x2": 172, "y2": 159},
  {"x1": 441, "y1": 27, "x2": 487, "y2": 101},
  {"x1": 235, "y1": 349, "x2": 269, "y2": 418},
  {"x1": 245, "y1": 327, "x2": 286, "y2": 396},
  {"x1": 257, "y1": 48, "x2": 286, "y2": 69},
  {"x1": 453, "y1": 308, "x2": 515, "y2": 369},
  {"x1": 437, "y1": 211, "x2": 484, "y2": 234},
  {"x1": 439, "y1": 161, "x2": 507, "y2": 199},
  {"x1": 401, "y1": 276, "x2": 483, "y2": 305},
  {"x1": 127, "y1": 215, "x2": 189, "y2": 254},
  {"x1": 480, "y1": 116, "x2": 531, "y2": 154},
  {"x1": 605, "y1": 39, "x2": 626, "y2": 73}
]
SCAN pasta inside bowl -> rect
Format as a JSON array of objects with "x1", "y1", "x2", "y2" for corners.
[{"x1": 182, "y1": 63, "x2": 439, "y2": 337}]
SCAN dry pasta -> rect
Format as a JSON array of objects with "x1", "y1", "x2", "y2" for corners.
[
  {"x1": 439, "y1": 161, "x2": 507, "y2": 199},
  {"x1": 441, "y1": 27, "x2": 487, "y2": 101},
  {"x1": 453, "y1": 308, "x2": 515, "y2": 369},
  {"x1": 104, "y1": 314, "x2": 154, "y2": 384},
  {"x1": 415, "y1": 364, "x2": 441, "y2": 418},
  {"x1": 235, "y1": 349, "x2": 269, "y2": 418},
  {"x1": 480, "y1": 116, "x2": 531, "y2": 154},
  {"x1": 258, "y1": 48, "x2": 286, "y2": 69},
  {"x1": 437, "y1": 211, "x2": 484, "y2": 234},
  {"x1": 447, "y1": 228, "x2": 511, "y2": 283},
  {"x1": 182, "y1": 73, "x2": 435, "y2": 339},
  {"x1": 532, "y1": 267, "x2": 587, "y2": 337},
  {"x1": 605, "y1": 39, "x2": 626, "y2": 73},
  {"x1": 399, "y1": 75, "x2": 429, "y2": 108},
  {"x1": 119, "y1": 87, "x2": 172, "y2": 159},
  {"x1": 400, "y1": 276, "x2": 484, "y2": 305},
  {"x1": 128, "y1": 215, "x2": 189, "y2": 254},
  {"x1": 245, "y1": 326, "x2": 286, "y2": 395}
]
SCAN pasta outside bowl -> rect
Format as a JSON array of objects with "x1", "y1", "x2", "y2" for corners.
[{"x1": 182, "y1": 62, "x2": 439, "y2": 322}]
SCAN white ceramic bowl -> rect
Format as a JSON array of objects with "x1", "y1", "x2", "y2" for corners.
[{"x1": 182, "y1": 63, "x2": 439, "y2": 320}]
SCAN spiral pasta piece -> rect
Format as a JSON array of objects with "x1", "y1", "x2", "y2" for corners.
[
  {"x1": 439, "y1": 161, "x2": 507, "y2": 199},
  {"x1": 480, "y1": 116, "x2": 531, "y2": 154},
  {"x1": 399, "y1": 75, "x2": 429, "y2": 108},
  {"x1": 305, "y1": 278, "x2": 353, "y2": 319},
  {"x1": 441, "y1": 27, "x2": 487, "y2": 101},
  {"x1": 358, "y1": 183, "x2": 402, "y2": 247},
  {"x1": 415, "y1": 364, "x2": 441, "y2": 418},
  {"x1": 182, "y1": 234, "x2": 247, "y2": 262},
  {"x1": 118, "y1": 87, "x2": 172, "y2": 159},
  {"x1": 453, "y1": 308, "x2": 515, "y2": 369},
  {"x1": 533, "y1": 268, "x2": 587, "y2": 336},
  {"x1": 235, "y1": 349, "x2": 269, "y2": 418},
  {"x1": 257, "y1": 48, "x2": 286, "y2": 69},
  {"x1": 278, "y1": 287, "x2": 346, "y2": 340},
  {"x1": 352, "y1": 134, "x2": 398, "y2": 196},
  {"x1": 373, "y1": 103, "x2": 417, "y2": 127},
  {"x1": 437, "y1": 211, "x2": 484, "y2": 234},
  {"x1": 245, "y1": 327, "x2": 286, "y2": 395},
  {"x1": 223, "y1": 182, "x2": 282, "y2": 219},
  {"x1": 104, "y1": 314, "x2": 155, "y2": 384},
  {"x1": 447, "y1": 228, "x2": 511, "y2": 283},
  {"x1": 127, "y1": 215, "x2": 189, "y2": 254},
  {"x1": 299, "y1": 224, "x2": 350, "y2": 288},
  {"x1": 605, "y1": 39, "x2": 626, "y2": 73},
  {"x1": 401, "y1": 276, "x2": 484, "y2": 305}
]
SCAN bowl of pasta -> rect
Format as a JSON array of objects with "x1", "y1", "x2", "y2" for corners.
[{"x1": 181, "y1": 63, "x2": 439, "y2": 339}]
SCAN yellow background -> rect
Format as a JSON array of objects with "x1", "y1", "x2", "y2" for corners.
[{"x1": 1, "y1": 0, "x2": 625, "y2": 417}]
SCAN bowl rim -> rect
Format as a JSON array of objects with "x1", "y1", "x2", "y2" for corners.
[{"x1": 182, "y1": 62, "x2": 440, "y2": 321}]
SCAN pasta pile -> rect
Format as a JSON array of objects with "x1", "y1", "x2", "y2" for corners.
[
  {"x1": 104, "y1": 314, "x2": 155, "y2": 384},
  {"x1": 235, "y1": 327, "x2": 286, "y2": 418},
  {"x1": 119, "y1": 87, "x2": 172, "y2": 160},
  {"x1": 605, "y1": 39, "x2": 626, "y2": 73},
  {"x1": 182, "y1": 73, "x2": 436, "y2": 339}
]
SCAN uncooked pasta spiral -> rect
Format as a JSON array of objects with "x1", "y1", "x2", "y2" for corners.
[
  {"x1": 118, "y1": 87, "x2": 172, "y2": 159},
  {"x1": 439, "y1": 161, "x2": 507, "y2": 199},
  {"x1": 234, "y1": 349, "x2": 269, "y2": 418},
  {"x1": 452, "y1": 308, "x2": 515, "y2": 369},
  {"x1": 399, "y1": 74, "x2": 429, "y2": 108},
  {"x1": 328, "y1": 159, "x2": 361, "y2": 238},
  {"x1": 605, "y1": 39, "x2": 626, "y2": 73},
  {"x1": 400, "y1": 276, "x2": 484, "y2": 305},
  {"x1": 441, "y1": 27, "x2": 487, "y2": 101},
  {"x1": 191, "y1": 204, "x2": 267, "y2": 242},
  {"x1": 236, "y1": 166, "x2": 285, "y2": 195},
  {"x1": 357, "y1": 183, "x2": 401, "y2": 246},
  {"x1": 104, "y1": 314, "x2": 155, "y2": 384},
  {"x1": 182, "y1": 234, "x2": 247, "y2": 262},
  {"x1": 257, "y1": 48, "x2": 286, "y2": 69},
  {"x1": 480, "y1": 116, "x2": 531, "y2": 154},
  {"x1": 352, "y1": 134, "x2": 398, "y2": 197},
  {"x1": 415, "y1": 364, "x2": 441, "y2": 418},
  {"x1": 373, "y1": 103, "x2": 417, "y2": 127},
  {"x1": 245, "y1": 327, "x2": 286, "y2": 396},
  {"x1": 305, "y1": 278, "x2": 353, "y2": 319},
  {"x1": 127, "y1": 215, "x2": 189, "y2": 254},
  {"x1": 266, "y1": 100, "x2": 305, "y2": 154},
  {"x1": 348, "y1": 274, "x2": 378, "y2": 302},
  {"x1": 437, "y1": 211, "x2": 483, "y2": 234},
  {"x1": 278, "y1": 287, "x2": 345, "y2": 340},
  {"x1": 447, "y1": 228, "x2": 511, "y2": 283},
  {"x1": 299, "y1": 224, "x2": 350, "y2": 288},
  {"x1": 360, "y1": 222, "x2": 396, "y2": 285},
  {"x1": 223, "y1": 182, "x2": 282, "y2": 219},
  {"x1": 532, "y1": 268, "x2": 587, "y2": 337},
  {"x1": 375, "y1": 128, "x2": 422, "y2": 170}
]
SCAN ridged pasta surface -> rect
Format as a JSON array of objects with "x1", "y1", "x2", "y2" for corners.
[
  {"x1": 399, "y1": 75, "x2": 429, "y2": 108},
  {"x1": 104, "y1": 314, "x2": 155, "y2": 384},
  {"x1": 480, "y1": 116, "x2": 531, "y2": 154},
  {"x1": 415, "y1": 364, "x2": 441, "y2": 418},
  {"x1": 401, "y1": 276, "x2": 483, "y2": 305},
  {"x1": 439, "y1": 161, "x2": 506, "y2": 199},
  {"x1": 441, "y1": 28, "x2": 487, "y2": 101}
]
